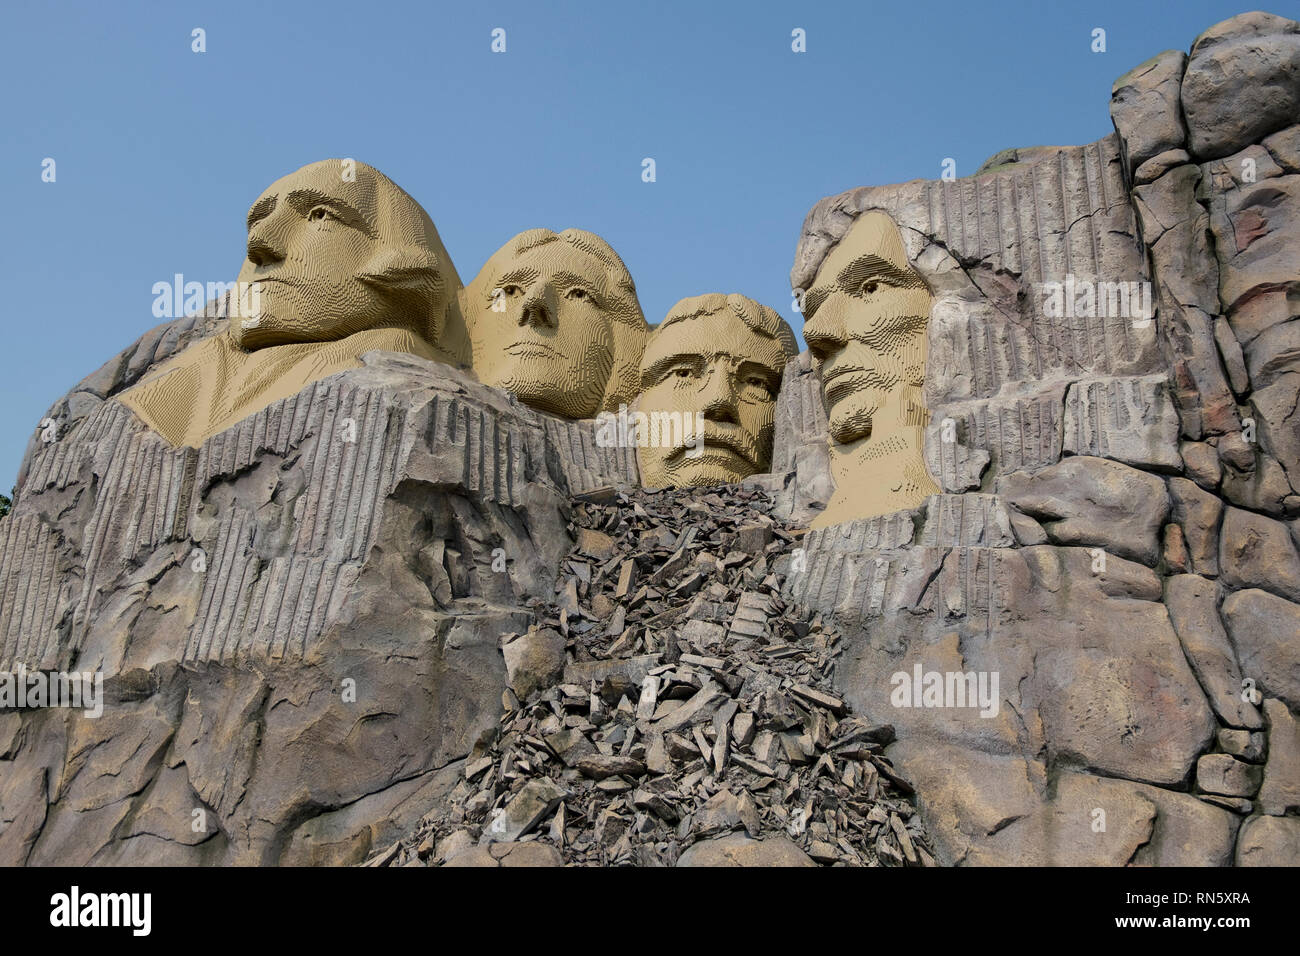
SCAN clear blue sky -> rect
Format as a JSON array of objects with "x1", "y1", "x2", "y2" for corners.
[{"x1": 0, "y1": 0, "x2": 1267, "y2": 489}]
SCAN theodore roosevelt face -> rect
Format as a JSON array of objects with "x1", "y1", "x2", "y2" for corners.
[{"x1": 637, "y1": 294, "x2": 793, "y2": 487}]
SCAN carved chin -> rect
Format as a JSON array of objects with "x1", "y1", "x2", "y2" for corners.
[
  {"x1": 643, "y1": 450, "x2": 756, "y2": 488},
  {"x1": 236, "y1": 299, "x2": 350, "y2": 348},
  {"x1": 500, "y1": 366, "x2": 600, "y2": 417}
]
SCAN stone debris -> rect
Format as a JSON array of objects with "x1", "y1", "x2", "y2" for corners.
[{"x1": 372, "y1": 484, "x2": 933, "y2": 867}]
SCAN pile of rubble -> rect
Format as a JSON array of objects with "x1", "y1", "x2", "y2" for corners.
[{"x1": 373, "y1": 484, "x2": 934, "y2": 867}]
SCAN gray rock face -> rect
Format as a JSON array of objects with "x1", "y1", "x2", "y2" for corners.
[
  {"x1": 13, "y1": 307, "x2": 227, "y2": 495},
  {"x1": 1221, "y1": 588, "x2": 1300, "y2": 711},
  {"x1": 1236, "y1": 814, "x2": 1300, "y2": 865},
  {"x1": 1164, "y1": 574, "x2": 1262, "y2": 730},
  {"x1": 5, "y1": 9, "x2": 1300, "y2": 870},
  {"x1": 997, "y1": 457, "x2": 1169, "y2": 565},
  {"x1": 1110, "y1": 50, "x2": 1188, "y2": 179},
  {"x1": 773, "y1": 9, "x2": 1300, "y2": 868},
  {"x1": 1181, "y1": 13, "x2": 1300, "y2": 160},
  {"x1": 1258, "y1": 699, "x2": 1300, "y2": 815},
  {"x1": 443, "y1": 841, "x2": 564, "y2": 867},
  {"x1": 767, "y1": 352, "x2": 832, "y2": 523},
  {"x1": 0, "y1": 352, "x2": 636, "y2": 865},
  {"x1": 501, "y1": 627, "x2": 566, "y2": 702},
  {"x1": 675, "y1": 833, "x2": 816, "y2": 867},
  {"x1": 1168, "y1": 478, "x2": 1222, "y2": 576},
  {"x1": 1062, "y1": 375, "x2": 1182, "y2": 471},
  {"x1": 1219, "y1": 507, "x2": 1300, "y2": 603},
  {"x1": 1197, "y1": 753, "x2": 1262, "y2": 798}
]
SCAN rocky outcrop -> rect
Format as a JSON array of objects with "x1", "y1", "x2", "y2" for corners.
[
  {"x1": 379, "y1": 487, "x2": 931, "y2": 868},
  {"x1": 772, "y1": 10, "x2": 1300, "y2": 867},
  {"x1": 3, "y1": 9, "x2": 1298, "y2": 869},
  {"x1": 0, "y1": 352, "x2": 636, "y2": 865}
]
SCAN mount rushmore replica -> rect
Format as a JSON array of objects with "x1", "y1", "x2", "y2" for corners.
[{"x1": 1, "y1": 10, "x2": 1299, "y2": 866}]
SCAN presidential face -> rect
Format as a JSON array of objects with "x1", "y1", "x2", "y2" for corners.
[
  {"x1": 467, "y1": 230, "x2": 646, "y2": 419},
  {"x1": 637, "y1": 294, "x2": 793, "y2": 488},
  {"x1": 801, "y1": 212, "x2": 931, "y2": 445},
  {"x1": 233, "y1": 159, "x2": 453, "y2": 351}
]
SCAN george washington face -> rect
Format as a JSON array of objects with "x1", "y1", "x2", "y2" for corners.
[
  {"x1": 801, "y1": 211, "x2": 932, "y2": 445},
  {"x1": 232, "y1": 160, "x2": 452, "y2": 351}
]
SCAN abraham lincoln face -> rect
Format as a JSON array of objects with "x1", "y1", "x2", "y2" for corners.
[
  {"x1": 801, "y1": 211, "x2": 932, "y2": 446},
  {"x1": 233, "y1": 159, "x2": 455, "y2": 351}
]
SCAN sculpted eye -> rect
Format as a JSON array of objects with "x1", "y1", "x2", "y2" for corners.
[
  {"x1": 498, "y1": 284, "x2": 523, "y2": 297},
  {"x1": 861, "y1": 279, "x2": 881, "y2": 295},
  {"x1": 743, "y1": 375, "x2": 774, "y2": 400},
  {"x1": 307, "y1": 206, "x2": 337, "y2": 224},
  {"x1": 565, "y1": 287, "x2": 592, "y2": 301}
]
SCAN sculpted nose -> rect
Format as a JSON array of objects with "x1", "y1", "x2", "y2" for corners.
[
  {"x1": 518, "y1": 289, "x2": 555, "y2": 329},
  {"x1": 246, "y1": 223, "x2": 285, "y2": 269},
  {"x1": 803, "y1": 298, "x2": 848, "y2": 365},
  {"x1": 700, "y1": 366, "x2": 739, "y2": 425}
]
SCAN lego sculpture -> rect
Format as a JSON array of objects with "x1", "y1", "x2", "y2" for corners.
[
  {"x1": 801, "y1": 211, "x2": 941, "y2": 528},
  {"x1": 464, "y1": 228, "x2": 649, "y2": 419},
  {"x1": 121, "y1": 159, "x2": 469, "y2": 447},
  {"x1": 636, "y1": 293, "x2": 796, "y2": 488}
]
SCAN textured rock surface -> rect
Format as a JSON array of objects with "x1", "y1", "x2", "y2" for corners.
[
  {"x1": 5, "y1": 9, "x2": 1300, "y2": 868},
  {"x1": 1221, "y1": 589, "x2": 1300, "y2": 711},
  {"x1": 1181, "y1": 12, "x2": 1300, "y2": 160},
  {"x1": 675, "y1": 833, "x2": 816, "y2": 867},
  {"x1": 0, "y1": 351, "x2": 636, "y2": 865},
  {"x1": 769, "y1": 10, "x2": 1300, "y2": 868},
  {"x1": 378, "y1": 486, "x2": 933, "y2": 869},
  {"x1": 1235, "y1": 814, "x2": 1300, "y2": 865},
  {"x1": 997, "y1": 457, "x2": 1169, "y2": 564},
  {"x1": 1110, "y1": 50, "x2": 1188, "y2": 179},
  {"x1": 1258, "y1": 699, "x2": 1300, "y2": 815}
]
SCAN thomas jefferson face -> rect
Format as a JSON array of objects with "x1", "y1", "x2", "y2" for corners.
[
  {"x1": 637, "y1": 295, "x2": 791, "y2": 488},
  {"x1": 802, "y1": 212, "x2": 931, "y2": 445},
  {"x1": 233, "y1": 160, "x2": 448, "y2": 350},
  {"x1": 468, "y1": 232, "x2": 642, "y2": 419}
]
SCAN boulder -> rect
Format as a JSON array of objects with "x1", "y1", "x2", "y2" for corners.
[
  {"x1": 1236, "y1": 814, "x2": 1300, "y2": 865},
  {"x1": 998, "y1": 457, "x2": 1169, "y2": 564},
  {"x1": 1219, "y1": 507, "x2": 1300, "y2": 602},
  {"x1": 1110, "y1": 50, "x2": 1188, "y2": 177},
  {"x1": 676, "y1": 833, "x2": 816, "y2": 868},
  {"x1": 1258, "y1": 699, "x2": 1300, "y2": 815},
  {"x1": 1182, "y1": 12, "x2": 1300, "y2": 160},
  {"x1": 1221, "y1": 589, "x2": 1300, "y2": 711}
]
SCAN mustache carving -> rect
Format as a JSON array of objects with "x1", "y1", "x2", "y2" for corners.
[{"x1": 664, "y1": 421, "x2": 762, "y2": 470}]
